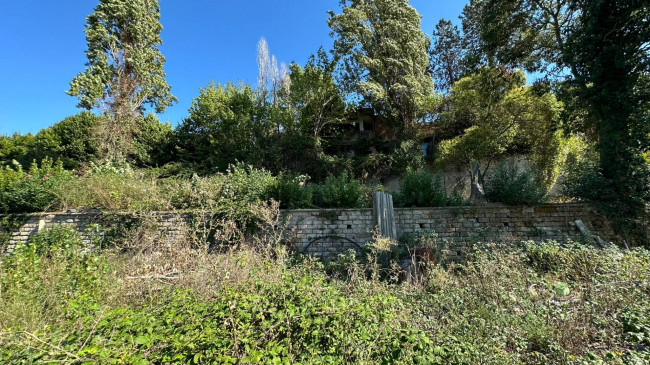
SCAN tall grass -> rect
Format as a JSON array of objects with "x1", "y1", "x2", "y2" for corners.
[{"x1": 1, "y1": 204, "x2": 649, "y2": 364}]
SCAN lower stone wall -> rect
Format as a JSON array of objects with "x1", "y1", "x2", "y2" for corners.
[
  {"x1": 394, "y1": 204, "x2": 608, "y2": 242},
  {"x1": 1, "y1": 204, "x2": 612, "y2": 258},
  {"x1": 287, "y1": 204, "x2": 611, "y2": 258}
]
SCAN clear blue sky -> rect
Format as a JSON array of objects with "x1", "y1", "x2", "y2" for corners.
[{"x1": 0, "y1": 0, "x2": 468, "y2": 135}]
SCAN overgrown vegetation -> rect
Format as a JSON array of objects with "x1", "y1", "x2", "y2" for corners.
[
  {"x1": 397, "y1": 169, "x2": 460, "y2": 207},
  {"x1": 1, "y1": 220, "x2": 648, "y2": 363},
  {"x1": 1, "y1": 0, "x2": 648, "y2": 234},
  {"x1": 485, "y1": 161, "x2": 547, "y2": 206},
  {"x1": 1, "y1": 0, "x2": 649, "y2": 362}
]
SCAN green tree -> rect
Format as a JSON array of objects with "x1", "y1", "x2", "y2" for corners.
[
  {"x1": 461, "y1": 0, "x2": 576, "y2": 76},
  {"x1": 286, "y1": 50, "x2": 346, "y2": 142},
  {"x1": 1, "y1": 113, "x2": 99, "y2": 169},
  {"x1": 449, "y1": 0, "x2": 649, "y2": 237},
  {"x1": 430, "y1": 19, "x2": 466, "y2": 93},
  {"x1": 175, "y1": 82, "x2": 263, "y2": 172},
  {"x1": 328, "y1": 0, "x2": 434, "y2": 136},
  {"x1": 564, "y1": 0, "x2": 650, "y2": 220},
  {"x1": 67, "y1": 0, "x2": 176, "y2": 159},
  {"x1": 68, "y1": 0, "x2": 176, "y2": 118},
  {"x1": 436, "y1": 67, "x2": 563, "y2": 199}
]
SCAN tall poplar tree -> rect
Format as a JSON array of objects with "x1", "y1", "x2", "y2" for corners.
[
  {"x1": 67, "y1": 0, "x2": 176, "y2": 157},
  {"x1": 328, "y1": 0, "x2": 434, "y2": 136}
]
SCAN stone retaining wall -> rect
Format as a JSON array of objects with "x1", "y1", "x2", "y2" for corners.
[{"x1": 1, "y1": 204, "x2": 612, "y2": 259}]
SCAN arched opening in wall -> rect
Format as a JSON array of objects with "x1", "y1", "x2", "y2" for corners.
[{"x1": 303, "y1": 236, "x2": 363, "y2": 260}]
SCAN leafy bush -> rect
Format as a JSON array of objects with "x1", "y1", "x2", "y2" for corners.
[
  {"x1": 0, "y1": 158, "x2": 71, "y2": 213},
  {"x1": 0, "y1": 112, "x2": 98, "y2": 169},
  {"x1": 1, "y1": 227, "x2": 107, "y2": 331},
  {"x1": 312, "y1": 171, "x2": 364, "y2": 208},
  {"x1": 222, "y1": 163, "x2": 276, "y2": 205},
  {"x1": 485, "y1": 160, "x2": 547, "y2": 205},
  {"x1": 132, "y1": 114, "x2": 175, "y2": 167},
  {"x1": 267, "y1": 173, "x2": 313, "y2": 209},
  {"x1": 562, "y1": 147, "x2": 649, "y2": 245},
  {"x1": 33, "y1": 112, "x2": 99, "y2": 168},
  {"x1": 0, "y1": 133, "x2": 38, "y2": 167},
  {"x1": 398, "y1": 169, "x2": 458, "y2": 207},
  {"x1": 561, "y1": 147, "x2": 609, "y2": 202}
]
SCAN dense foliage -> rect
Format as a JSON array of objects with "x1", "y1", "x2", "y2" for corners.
[
  {"x1": 456, "y1": 0, "x2": 650, "y2": 236},
  {"x1": 328, "y1": 0, "x2": 436, "y2": 137},
  {"x1": 2, "y1": 0, "x2": 647, "y2": 242},
  {"x1": 397, "y1": 169, "x2": 460, "y2": 207},
  {"x1": 1, "y1": 225, "x2": 648, "y2": 363},
  {"x1": 484, "y1": 160, "x2": 547, "y2": 206},
  {"x1": 0, "y1": 160, "x2": 380, "y2": 213},
  {"x1": 0, "y1": 158, "x2": 70, "y2": 214},
  {"x1": 563, "y1": 0, "x2": 650, "y2": 226},
  {"x1": 436, "y1": 68, "x2": 563, "y2": 193}
]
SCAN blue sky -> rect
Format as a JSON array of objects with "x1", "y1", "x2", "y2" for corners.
[{"x1": 0, "y1": 0, "x2": 468, "y2": 135}]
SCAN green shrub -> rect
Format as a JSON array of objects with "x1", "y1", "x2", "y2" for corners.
[
  {"x1": 485, "y1": 160, "x2": 547, "y2": 205},
  {"x1": 0, "y1": 158, "x2": 71, "y2": 213},
  {"x1": 398, "y1": 169, "x2": 456, "y2": 207},
  {"x1": 561, "y1": 152, "x2": 610, "y2": 202},
  {"x1": 33, "y1": 112, "x2": 99, "y2": 168},
  {"x1": 133, "y1": 114, "x2": 175, "y2": 167},
  {"x1": 0, "y1": 133, "x2": 38, "y2": 168},
  {"x1": 1, "y1": 227, "x2": 107, "y2": 331},
  {"x1": 267, "y1": 174, "x2": 313, "y2": 209},
  {"x1": 222, "y1": 163, "x2": 276, "y2": 203},
  {"x1": 1, "y1": 113, "x2": 98, "y2": 170},
  {"x1": 313, "y1": 171, "x2": 364, "y2": 208}
]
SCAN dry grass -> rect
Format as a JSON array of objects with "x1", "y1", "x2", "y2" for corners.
[{"x1": 1, "y1": 201, "x2": 649, "y2": 363}]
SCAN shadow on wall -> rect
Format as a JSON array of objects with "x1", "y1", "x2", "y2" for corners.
[{"x1": 382, "y1": 154, "x2": 564, "y2": 200}]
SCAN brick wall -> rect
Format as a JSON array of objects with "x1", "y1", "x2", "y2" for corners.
[{"x1": 1, "y1": 204, "x2": 611, "y2": 258}]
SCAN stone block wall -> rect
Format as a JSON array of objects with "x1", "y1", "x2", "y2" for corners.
[
  {"x1": 286, "y1": 209, "x2": 374, "y2": 259},
  {"x1": 0, "y1": 211, "x2": 191, "y2": 254},
  {"x1": 285, "y1": 204, "x2": 611, "y2": 259},
  {"x1": 1, "y1": 204, "x2": 612, "y2": 259},
  {"x1": 394, "y1": 204, "x2": 608, "y2": 243}
]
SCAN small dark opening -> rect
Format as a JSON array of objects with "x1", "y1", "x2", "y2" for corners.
[
  {"x1": 347, "y1": 224, "x2": 352, "y2": 229},
  {"x1": 504, "y1": 222, "x2": 509, "y2": 227},
  {"x1": 419, "y1": 223, "x2": 425, "y2": 229}
]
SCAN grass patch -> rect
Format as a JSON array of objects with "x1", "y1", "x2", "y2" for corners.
[{"x1": 1, "y1": 220, "x2": 649, "y2": 363}]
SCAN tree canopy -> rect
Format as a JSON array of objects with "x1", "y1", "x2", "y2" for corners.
[
  {"x1": 176, "y1": 82, "x2": 263, "y2": 172},
  {"x1": 436, "y1": 68, "x2": 563, "y2": 194},
  {"x1": 67, "y1": 0, "x2": 176, "y2": 119},
  {"x1": 430, "y1": 19, "x2": 466, "y2": 93},
  {"x1": 328, "y1": 0, "x2": 434, "y2": 135}
]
